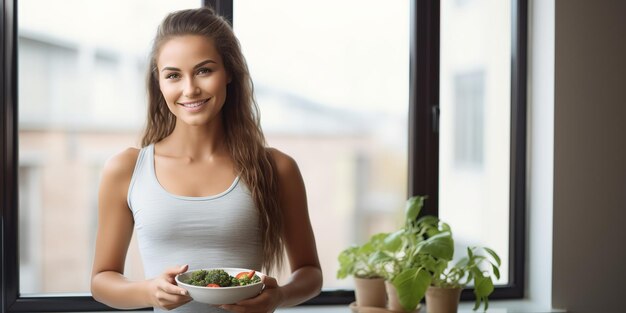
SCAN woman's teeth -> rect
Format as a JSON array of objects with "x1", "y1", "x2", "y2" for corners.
[{"x1": 180, "y1": 99, "x2": 208, "y2": 107}]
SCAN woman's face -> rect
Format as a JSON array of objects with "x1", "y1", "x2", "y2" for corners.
[{"x1": 157, "y1": 35, "x2": 230, "y2": 128}]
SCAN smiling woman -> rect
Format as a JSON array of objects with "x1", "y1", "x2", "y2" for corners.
[{"x1": 90, "y1": 7, "x2": 322, "y2": 313}]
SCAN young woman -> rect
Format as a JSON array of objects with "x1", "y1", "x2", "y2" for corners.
[{"x1": 90, "y1": 7, "x2": 322, "y2": 313}]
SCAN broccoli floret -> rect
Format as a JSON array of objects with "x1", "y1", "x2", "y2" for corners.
[
  {"x1": 204, "y1": 269, "x2": 233, "y2": 287},
  {"x1": 231, "y1": 277, "x2": 240, "y2": 286},
  {"x1": 191, "y1": 270, "x2": 207, "y2": 281},
  {"x1": 237, "y1": 276, "x2": 251, "y2": 286},
  {"x1": 185, "y1": 270, "x2": 209, "y2": 286},
  {"x1": 251, "y1": 274, "x2": 261, "y2": 284}
]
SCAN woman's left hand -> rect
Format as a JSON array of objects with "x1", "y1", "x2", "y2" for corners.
[{"x1": 219, "y1": 275, "x2": 284, "y2": 313}]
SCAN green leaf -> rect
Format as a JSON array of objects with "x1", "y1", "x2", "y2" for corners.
[
  {"x1": 466, "y1": 271, "x2": 474, "y2": 284},
  {"x1": 337, "y1": 247, "x2": 358, "y2": 279},
  {"x1": 421, "y1": 256, "x2": 446, "y2": 276},
  {"x1": 473, "y1": 275, "x2": 494, "y2": 298},
  {"x1": 473, "y1": 272, "x2": 493, "y2": 311},
  {"x1": 491, "y1": 263, "x2": 501, "y2": 280},
  {"x1": 405, "y1": 196, "x2": 425, "y2": 222},
  {"x1": 383, "y1": 229, "x2": 404, "y2": 252},
  {"x1": 368, "y1": 250, "x2": 392, "y2": 265},
  {"x1": 337, "y1": 262, "x2": 354, "y2": 279},
  {"x1": 416, "y1": 215, "x2": 439, "y2": 228},
  {"x1": 337, "y1": 268, "x2": 347, "y2": 279},
  {"x1": 368, "y1": 232, "x2": 389, "y2": 247},
  {"x1": 337, "y1": 247, "x2": 352, "y2": 262},
  {"x1": 422, "y1": 220, "x2": 451, "y2": 237},
  {"x1": 439, "y1": 221, "x2": 452, "y2": 233},
  {"x1": 421, "y1": 256, "x2": 438, "y2": 270},
  {"x1": 484, "y1": 247, "x2": 501, "y2": 267},
  {"x1": 359, "y1": 242, "x2": 375, "y2": 255},
  {"x1": 417, "y1": 231, "x2": 454, "y2": 260},
  {"x1": 473, "y1": 296, "x2": 481, "y2": 311},
  {"x1": 392, "y1": 268, "x2": 431, "y2": 311}
]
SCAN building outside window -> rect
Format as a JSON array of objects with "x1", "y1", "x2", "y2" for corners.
[{"x1": 453, "y1": 70, "x2": 485, "y2": 169}]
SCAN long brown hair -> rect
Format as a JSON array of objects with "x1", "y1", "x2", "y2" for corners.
[{"x1": 142, "y1": 7, "x2": 284, "y2": 273}]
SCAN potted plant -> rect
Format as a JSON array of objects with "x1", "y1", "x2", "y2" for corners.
[
  {"x1": 337, "y1": 232, "x2": 388, "y2": 308},
  {"x1": 425, "y1": 246, "x2": 502, "y2": 313},
  {"x1": 339, "y1": 195, "x2": 502, "y2": 313},
  {"x1": 370, "y1": 196, "x2": 455, "y2": 312}
]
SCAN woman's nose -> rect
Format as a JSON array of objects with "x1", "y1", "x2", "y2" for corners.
[{"x1": 183, "y1": 79, "x2": 201, "y2": 97}]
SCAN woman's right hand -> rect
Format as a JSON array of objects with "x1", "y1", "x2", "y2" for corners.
[{"x1": 146, "y1": 264, "x2": 193, "y2": 310}]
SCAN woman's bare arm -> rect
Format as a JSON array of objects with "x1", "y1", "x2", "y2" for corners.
[
  {"x1": 90, "y1": 148, "x2": 190, "y2": 310},
  {"x1": 270, "y1": 148, "x2": 323, "y2": 307}
]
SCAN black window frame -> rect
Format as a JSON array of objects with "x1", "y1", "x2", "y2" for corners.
[{"x1": 0, "y1": 0, "x2": 527, "y2": 311}]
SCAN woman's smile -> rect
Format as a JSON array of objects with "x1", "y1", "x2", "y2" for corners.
[{"x1": 177, "y1": 98, "x2": 210, "y2": 112}]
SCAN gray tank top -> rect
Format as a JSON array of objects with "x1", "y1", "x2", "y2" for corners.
[{"x1": 127, "y1": 144, "x2": 263, "y2": 313}]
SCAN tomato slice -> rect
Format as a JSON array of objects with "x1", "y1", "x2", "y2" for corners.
[
  {"x1": 235, "y1": 270, "x2": 256, "y2": 280},
  {"x1": 246, "y1": 270, "x2": 255, "y2": 279},
  {"x1": 206, "y1": 283, "x2": 220, "y2": 288}
]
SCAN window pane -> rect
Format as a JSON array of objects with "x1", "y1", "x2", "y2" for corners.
[
  {"x1": 234, "y1": 0, "x2": 409, "y2": 289},
  {"x1": 439, "y1": 0, "x2": 511, "y2": 284},
  {"x1": 18, "y1": 0, "x2": 201, "y2": 295}
]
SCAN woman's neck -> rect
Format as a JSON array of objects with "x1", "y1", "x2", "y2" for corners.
[{"x1": 158, "y1": 118, "x2": 227, "y2": 159}]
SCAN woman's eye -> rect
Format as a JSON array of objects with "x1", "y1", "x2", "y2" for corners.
[
  {"x1": 165, "y1": 73, "x2": 180, "y2": 79},
  {"x1": 197, "y1": 68, "x2": 213, "y2": 75}
]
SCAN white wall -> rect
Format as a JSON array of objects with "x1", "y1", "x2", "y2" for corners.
[
  {"x1": 527, "y1": 0, "x2": 554, "y2": 308},
  {"x1": 552, "y1": 0, "x2": 626, "y2": 312}
]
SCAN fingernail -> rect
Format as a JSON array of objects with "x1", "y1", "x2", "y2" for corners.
[{"x1": 181, "y1": 290, "x2": 187, "y2": 295}]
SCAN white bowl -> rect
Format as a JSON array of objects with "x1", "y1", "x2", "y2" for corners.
[{"x1": 175, "y1": 267, "x2": 264, "y2": 305}]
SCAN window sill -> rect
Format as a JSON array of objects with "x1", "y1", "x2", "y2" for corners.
[{"x1": 277, "y1": 300, "x2": 566, "y2": 313}]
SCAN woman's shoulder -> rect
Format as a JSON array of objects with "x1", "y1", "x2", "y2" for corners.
[
  {"x1": 101, "y1": 147, "x2": 142, "y2": 181},
  {"x1": 266, "y1": 147, "x2": 300, "y2": 177}
]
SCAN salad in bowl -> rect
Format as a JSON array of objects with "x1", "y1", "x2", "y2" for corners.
[{"x1": 175, "y1": 268, "x2": 264, "y2": 304}]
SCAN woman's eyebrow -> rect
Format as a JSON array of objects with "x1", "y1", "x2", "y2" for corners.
[
  {"x1": 195, "y1": 59, "x2": 217, "y2": 67},
  {"x1": 160, "y1": 59, "x2": 217, "y2": 72}
]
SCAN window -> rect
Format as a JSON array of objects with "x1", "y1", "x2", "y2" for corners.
[
  {"x1": 440, "y1": 0, "x2": 514, "y2": 288},
  {"x1": 18, "y1": 164, "x2": 43, "y2": 294},
  {"x1": 1, "y1": 0, "x2": 527, "y2": 311},
  {"x1": 233, "y1": 0, "x2": 410, "y2": 290}
]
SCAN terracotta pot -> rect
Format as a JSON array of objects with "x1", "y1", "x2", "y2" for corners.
[
  {"x1": 385, "y1": 280, "x2": 421, "y2": 312},
  {"x1": 354, "y1": 277, "x2": 387, "y2": 308},
  {"x1": 425, "y1": 286, "x2": 462, "y2": 313}
]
